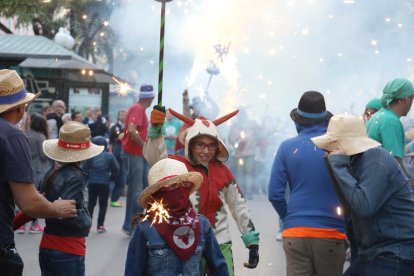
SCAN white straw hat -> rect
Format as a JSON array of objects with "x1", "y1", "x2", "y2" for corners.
[
  {"x1": 43, "y1": 121, "x2": 104, "y2": 163},
  {"x1": 311, "y1": 114, "x2": 381, "y2": 155},
  {"x1": 138, "y1": 158, "x2": 203, "y2": 208},
  {"x1": 0, "y1": 69, "x2": 40, "y2": 114}
]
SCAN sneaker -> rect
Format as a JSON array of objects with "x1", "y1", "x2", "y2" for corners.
[
  {"x1": 276, "y1": 232, "x2": 283, "y2": 241},
  {"x1": 97, "y1": 226, "x2": 107, "y2": 233},
  {"x1": 111, "y1": 201, "x2": 123, "y2": 207},
  {"x1": 122, "y1": 228, "x2": 132, "y2": 237},
  {"x1": 17, "y1": 225, "x2": 26, "y2": 234},
  {"x1": 29, "y1": 224, "x2": 44, "y2": 234}
]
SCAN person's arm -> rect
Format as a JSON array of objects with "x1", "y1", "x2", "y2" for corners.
[
  {"x1": 125, "y1": 225, "x2": 148, "y2": 276},
  {"x1": 11, "y1": 183, "x2": 76, "y2": 218},
  {"x1": 202, "y1": 218, "x2": 230, "y2": 276},
  {"x1": 128, "y1": 123, "x2": 145, "y2": 146},
  {"x1": 328, "y1": 153, "x2": 394, "y2": 218},
  {"x1": 267, "y1": 146, "x2": 288, "y2": 219}
]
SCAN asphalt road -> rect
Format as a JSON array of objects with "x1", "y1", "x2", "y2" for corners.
[{"x1": 15, "y1": 194, "x2": 293, "y2": 275}]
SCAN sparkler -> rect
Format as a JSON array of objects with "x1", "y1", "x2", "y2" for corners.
[
  {"x1": 142, "y1": 199, "x2": 171, "y2": 225},
  {"x1": 112, "y1": 77, "x2": 134, "y2": 97},
  {"x1": 155, "y1": 0, "x2": 173, "y2": 106}
]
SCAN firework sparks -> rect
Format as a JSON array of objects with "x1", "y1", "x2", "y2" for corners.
[
  {"x1": 112, "y1": 77, "x2": 133, "y2": 97},
  {"x1": 142, "y1": 199, "x2": 171, "y2": 225}
]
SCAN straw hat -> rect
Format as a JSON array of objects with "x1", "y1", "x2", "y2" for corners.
[
  {"x1": 0, "y1": 69, "x2": 40, "y2": 114},
  {"x1": 311, "y1": 114, "x2": 381, "y2": 155},
  {"x1": 43, "y1": 121, "x2": 104, "y2": 163},
  {"x1": 138, "y1": 158, "x2": 203, "y2": 208}
]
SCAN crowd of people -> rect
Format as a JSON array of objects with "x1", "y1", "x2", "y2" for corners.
[{"x1": 3, "y1": 66, "x2": 414, "y2": 276}]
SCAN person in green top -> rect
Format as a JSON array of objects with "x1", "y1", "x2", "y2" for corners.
[
  {"x1": 363, "y1": 97, "x2": 383, "y2": 123},
  {"x1": 366, "y1": 78, "x2": 414, "y2": 168},
  {"x1": 164, "y1": 109, "x2": 183, "y2": 155}
]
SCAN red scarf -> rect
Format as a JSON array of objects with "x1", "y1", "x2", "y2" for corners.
[{"x1": 151, "y1": 186, "x2": 201, "y2": 261}]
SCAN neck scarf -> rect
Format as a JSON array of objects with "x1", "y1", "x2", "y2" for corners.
[{"x1": 150, "y1": 186, "x2": 201, "y2": 261}]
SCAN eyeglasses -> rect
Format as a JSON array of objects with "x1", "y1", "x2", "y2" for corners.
[
  {"x1": 192, "y1": 142, "x2": 218, "y2": 151},
  {"x1": 164, "y1": 181, "x2": 193, "y2": 191}
]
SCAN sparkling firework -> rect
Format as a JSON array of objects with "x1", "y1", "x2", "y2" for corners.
[
  {"x1": 142, "y1": 199, "x2": 171, "y2": 225},
  {"x1": 112, "y1": 77, "x2": 134, "y2": 97}
]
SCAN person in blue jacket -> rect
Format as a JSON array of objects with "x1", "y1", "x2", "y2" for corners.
[
  {"x1": 268, "y1": 91, "x2": 346, "y2": 276},
  {"x1": 83, "y1": 136, "x2": 119, "y2": 233},
  {"x1": 125, "y1": 158, "x2": 228, "y2": 276}
]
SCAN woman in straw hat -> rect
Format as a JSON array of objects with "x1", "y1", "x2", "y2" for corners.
[
  {"x1": 0, "y1": 69, "x2": 77, "y2": 276},
  {"x1": 312, "y1": 114, "x2": 414, "y2": 276},
  {"x1": 38, "y1": 121, "x2": 104, "y2": 276},
  {"x1": 144, "y1": 106, "x2": 259, "y2": 275},
  {"x1": 125, "y1": 158, "x2": 228, "y2": 276}
]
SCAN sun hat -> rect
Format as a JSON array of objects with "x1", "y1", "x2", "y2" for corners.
[
  {"x1": 43, "y1": 121, "x2": 104, "y2": 163},
  {"x1": 311, "y1": 114, "x2": 381, "y2": 155},
  {"x1": 0, "y1": 69, "x2": 40, "y2": 114},
  {"x1": 290, "y1": 91, "x2": 333, "y2": 125},
  {"x1": 138, "y1": 84, "x2": 155, "y2": 99},
  {"x1": 365, "y1": 98, "x2": 383, "y2": 110},
  {"x1": 138, "y1": 158, "x2": 203, "y2": 208},
  {"x1": 381, "y1": 78, "x2": 414, "y2": 107}
]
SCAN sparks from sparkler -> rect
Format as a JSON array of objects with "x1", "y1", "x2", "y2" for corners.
[
  {"x1": 142, "y1": 199, "x2": 171, "y2": 225},
  {"x1": 336, "y1": 206, "x2": 342, "y2": 216},
  {"x1": 112, "y1": 77, "x2": 134, "y2": 97}
]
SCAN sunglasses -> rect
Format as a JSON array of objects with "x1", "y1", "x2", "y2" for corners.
[{"x1": 192, "y1": 142, "x2": 218, "y2": 151}]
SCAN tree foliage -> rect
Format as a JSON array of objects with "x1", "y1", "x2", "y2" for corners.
[{"x1": 0, "y1": 0, "x2": 118, "y2": 71}]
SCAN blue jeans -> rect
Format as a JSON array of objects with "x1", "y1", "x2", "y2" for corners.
[
  {"x1": 0, "y1": 245, "x2": 23, "y2": 276},
  {"x1": 111, "y1": 142, "x2": 126, "y2": 202},
  {"x1": 39, "y1": 248, "x2": 85, "y2": 276},
  {"x1": 344, "y1": 254, "x2": 414, "y2": 276},
  {"x1": 121, "y1": 150, "x2": 149, "y2": 232}
]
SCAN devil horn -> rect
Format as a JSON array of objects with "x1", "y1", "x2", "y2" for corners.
[
  {"x1": 168, "y1": 108, "x2": 195, "y2": 126},
  {"x1": 213, "y1": 110, "x2": 239, "y2": 126}
]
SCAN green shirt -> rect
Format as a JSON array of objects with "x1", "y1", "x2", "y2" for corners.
[
  {"x1": 366, "y1": 108, "x2": 405, "y2": 158},
  {"x1": 164, "y1": 118, "x2": 183, "y2": 152}
]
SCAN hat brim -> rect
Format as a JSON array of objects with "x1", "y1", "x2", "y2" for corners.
[
  {"x1": 290, "y1": 108, "x2": 333, "y2": 125},
  {"x1": 0, "y1": 92, "x2": 41, "y2": 114},
  {"x1": 311, "y1": 134, "x2": 381, "y2": 156},
  {"x1": 43, "y1": 139, "x2": 104, "y2": 163},
  {"x1": 138, "y1": 172, "x2": 203, "y2": 208}
]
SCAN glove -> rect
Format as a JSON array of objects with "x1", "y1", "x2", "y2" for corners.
[
  {"x1": 244, "y1": 244, "x2": 259, "y2": 269},
  {"x1": 150, "y1": 105, "x2": 166, "y2": 125}
]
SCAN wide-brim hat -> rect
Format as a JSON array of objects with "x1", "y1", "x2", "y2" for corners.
[
  {"x1": 0, "y1": 69, "x2": 40, "y2": 114},
  {"x1": 43, "y1": 121, "x2": 104, "y2": 163},
  {"x1": 290, "y1": 91, "x2": 332, "y2": 125},
  {"x1": 311, "y1": 114, "x2": 381, "y2": 155},
  {"x1": 138, "y1": 158, "x2": 203, "y2": 208}
]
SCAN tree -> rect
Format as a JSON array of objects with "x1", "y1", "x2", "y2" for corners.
[{"x1": 0, "y1": 0, "x2": 118, "y2": 72}]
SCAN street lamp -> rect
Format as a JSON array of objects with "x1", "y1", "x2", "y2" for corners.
[{"x1": 54, "y1": 27, "x2": 75, "y2": 50}]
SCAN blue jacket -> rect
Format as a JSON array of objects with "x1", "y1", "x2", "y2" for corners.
[
  {"x1": 328, "y1": 147, "x2": 414, "y2": 260},
  {"x1": 125, "y1": 215, "x2": 229, "y2": 276},
  {"x1": 268, "y1": 122, "x2": 345, "y2": 232},
  {"x1": 82, "y1": 137, "x2": 119, "y2": 185}
]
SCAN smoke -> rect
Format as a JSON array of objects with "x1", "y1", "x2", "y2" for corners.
[{"x1": 110, "y1": 0, "x2": 414, "y2": 127}]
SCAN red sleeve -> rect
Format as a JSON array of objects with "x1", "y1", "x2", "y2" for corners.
[{"x1": 129, "y1": 105, "x2": 144, "y2": 127}]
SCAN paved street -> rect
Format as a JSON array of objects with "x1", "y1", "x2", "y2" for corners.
[{"x1": 16, "y1": 194, "x2": 286, "y2": 275}]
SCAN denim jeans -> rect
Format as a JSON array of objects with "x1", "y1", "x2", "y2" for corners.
[
  {"x1": 88, "y1": 184, "x2": 110, "y2": 226},
  {"x1": 111, "y1": 142, "x2": 126, "y2": 202},
  {"x1": 344, "y1": 254, "x2": 414, "y2": 276},
  {"x1": 0, "y1": 246, "x2": 23, "y2": 276},
  {"x1": 39, "y1": 248, "x2": 85, "y2": 276},
  {"x1": 121, "y1": 149, "x2": 149, "y2": 232}
]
